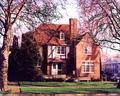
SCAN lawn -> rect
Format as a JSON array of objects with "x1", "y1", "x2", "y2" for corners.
[
  {"x1": 19, "y1": 81, "x2": 120, "y2": 94},
  {"x1": 19, "y1": 81, "x2": 114, "y2": 88},
  {"x1": 21, "y1": 87, "x2": 120, "y2": 94}
]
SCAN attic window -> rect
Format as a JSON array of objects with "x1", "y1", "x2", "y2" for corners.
[
  {"x1": 84, "y1": 45, "x2": 92, "y2": 55},
  {"x1": 60, "y1": 32, "x2": 65, "y2": 40}
]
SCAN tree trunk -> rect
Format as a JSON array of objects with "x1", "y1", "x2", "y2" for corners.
[
  {"x1": 0, "y1": 27, "x2": 13, "y2": 91},
  {"x1": 0, "y1": 49, "x2": 10, "y2": 91}
]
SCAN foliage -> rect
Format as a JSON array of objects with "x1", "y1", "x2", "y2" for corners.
[{"x1": 8, "y1": 34, "x2": 43, "y2": 81}]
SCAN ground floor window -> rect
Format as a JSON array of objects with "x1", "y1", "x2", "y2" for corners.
[
  {"x1": 51, "y1": 63, "x2": 62, "y2": 75},
  {"x1": 82, "y1": 61, "x2": 94, "y2": 73}
]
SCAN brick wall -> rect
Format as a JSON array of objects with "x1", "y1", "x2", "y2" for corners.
[{"x1": 76, "y1": 33, "x2": 101, "y2": 80}]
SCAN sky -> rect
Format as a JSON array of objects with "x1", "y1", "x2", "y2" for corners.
[{"x1": 53, "y1": 0, "x2": 79, "y2": 24}]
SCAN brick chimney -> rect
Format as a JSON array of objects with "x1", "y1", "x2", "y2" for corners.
[{"x1": 69, "y1": 18, "x2": 78, "y2": 39}]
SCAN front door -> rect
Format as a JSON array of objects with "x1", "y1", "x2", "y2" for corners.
[{"x1": 51, "y1": 63, "x2": 58, "y2": 75}]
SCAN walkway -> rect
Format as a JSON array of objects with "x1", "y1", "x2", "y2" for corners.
[{"x1": 8, "y1": 82, "x2": 20, "y2": 93}]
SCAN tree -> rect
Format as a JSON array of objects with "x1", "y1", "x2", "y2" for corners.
[
  {"x1": 78, "y1": 0, "x2": 120, "y2": 51},
  {"x1": 21, "y1": 33, "x2": 43, "y2": 81},
  {"x1": 8, "y1": 33, "x2": 43, "y2": 81},
  {"x1": 0, "y1": 0, "x2": 64, "y2": 91}
]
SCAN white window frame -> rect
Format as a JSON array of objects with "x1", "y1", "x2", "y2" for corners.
[
  {"x1": 84, "y1": 45, "x2": 92, "y2": 55},
  {"x1": 82, "y1": 61, "x2": 94, "y2": 73},
  {"x1": 59, "y1": 32, "x2": 65, "y2": 40},
  {"x1": 57, "y1": 46, "x2": 65, "y2": 55},
  {"x1": 51, "y1": 63, "x2": 58, "y2": 75}
]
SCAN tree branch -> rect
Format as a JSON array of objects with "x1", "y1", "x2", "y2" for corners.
[
  {"x1": 0, "y1": 2, "x2": 7, "y2": 19},
  {"x1": 98, "y1": 2, "x2": 120, "y2": 41},
  {"x1": 11, "y1": 0, "x2": 27, "y2": 25},
  {"x1": 0, "y1": 18, "x2": 5, "y2": 29},
  {"x1": 99, "y1": 39, "x2": 120, "y2": 45}
]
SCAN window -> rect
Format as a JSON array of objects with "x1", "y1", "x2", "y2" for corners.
[
  {"x1": 53, "y1": 64, "x2": 56, "y2": 69},
  {"x1": 84, "y1": 45, "x2": 92, "y2": 55},
  {"x1": 57, "y1": 46, "x2": 65, "y2": 54},
  {"x1": 61, "y1": 46, "x2": 65, "y2": 54},
  {"x1": 57, "y1": 46, "x2": 61, "y2": 54},
  {"x1": 58, "y1": 64, "x2": 62, "y2": 74},
  {"x1": 82, "y1": 61, "x2": 94, "y2": 73},
  {"x1": 60, "y1": 32, "x2": 65, "y2": 40}
]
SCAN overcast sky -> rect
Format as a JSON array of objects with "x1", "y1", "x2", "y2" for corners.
[{"x1": 53, "y1": 0, "x2": 79, "y2": 24}]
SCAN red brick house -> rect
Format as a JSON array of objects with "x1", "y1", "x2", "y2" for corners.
[
  {"x1": 22, "y1": 18, "x2": 101, "y2": 81},
  {"x1": 76, "y1": 33, "x2": 101, "y2": 80}
]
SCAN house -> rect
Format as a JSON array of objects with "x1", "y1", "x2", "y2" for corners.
[
  {"x1": 102, "y1": 58, "x2": 120, "y2": 81},
  {"x1": 76, "y1": 33, "x2": 101, "y2": 80},
  {"x1": 103, "y1": 62, "x2": 120, "y2": 74},
  {"x1": 22, "y1": 18, "x2": 101, "y2": 81}
]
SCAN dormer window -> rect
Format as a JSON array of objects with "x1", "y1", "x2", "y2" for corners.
[{"x1": 60, "y1": 32, "x2": 65, "y2": 40}]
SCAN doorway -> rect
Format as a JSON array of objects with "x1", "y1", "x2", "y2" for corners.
[{"x1": 51, "y1": 63, "x2": 62, "y2": 75}]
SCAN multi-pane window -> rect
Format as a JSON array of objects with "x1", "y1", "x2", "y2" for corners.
[
  {"x1": 82, "y1": 61, "x2": 94, "y2": 73},
  {"x1": 84, "y1": 45, "x2": 92, "y2": 55},
  {"x1": 60, "y1": 32, "x2": 65, "y2": 40},
  {"x1": 57, "y1": 46, "x2": 65, "y2": 54}
]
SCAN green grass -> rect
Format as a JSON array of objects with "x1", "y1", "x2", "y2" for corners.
[
  {"x1": 19, "y1": 81, "x2": 115, "y2": 88},
  {"x1": 0, "y1": 81, "x2": 115, "y2": 94},
  {"x1": 19, "y1": 81, "x2": 120, "y2": 93},
  {"x1": 21, "y1": 87, "x2": 120, "y2": 94},
  {"x1": 0, "y1": 91, "x2": 5, "y2": 94},
  {"x1": 0, "y1": 90, "x2": 12, "y2": 94}
]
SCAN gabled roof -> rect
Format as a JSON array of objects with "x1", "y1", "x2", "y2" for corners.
[
  {"x1": 38, "y1": 23, "x2": 69, "y2": 32},
  {"x1": 23, "y1": 23, "x2": 70, "y2": 46},
  {"x1": 75, "y1": 32, "x2": 99, "y2": 46},
  {"x1": 33, "y1": 30, "x2": 66, "y2": 45}
]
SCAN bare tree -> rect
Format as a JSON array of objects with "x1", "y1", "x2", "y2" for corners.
[
  {"x1": 78, "y1": 0, "x2": 120, "y2": 51},
  {"x1": 0, "y1": 0, "x2": 64, "y2": 91}
]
